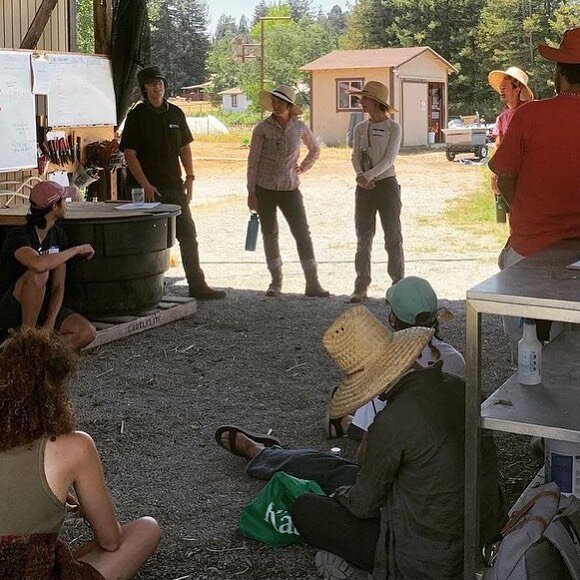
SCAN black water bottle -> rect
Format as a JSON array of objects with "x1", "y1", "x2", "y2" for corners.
[
  {"x1": 245, "y1": 212, "x2": 259, "y2": 251},
  {"x1": 495, "y1": 196, "x2": 508, "y2": 223}
]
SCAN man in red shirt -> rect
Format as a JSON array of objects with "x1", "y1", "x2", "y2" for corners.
[
  {"x1": 489, "y1": 28, "x2": 580, "y2": 260},
  {"x1": 489, "y1": 28, "x2": 580, "y2": 349}
]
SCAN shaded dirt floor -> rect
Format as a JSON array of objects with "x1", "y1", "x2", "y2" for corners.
[{"x1": 63, "y1": 146, "x2": 542, "y2": 579}]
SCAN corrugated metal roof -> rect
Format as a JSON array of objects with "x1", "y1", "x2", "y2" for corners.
[
  {"x1": 300, "y1": 47, "x2": 457, "y2": 73},
  {"x1": 217, "y1": 87, "x2": 244, "y2": 95},
  {"x1": 181, "y1": 81, "x2": 212, "y2": 90}
]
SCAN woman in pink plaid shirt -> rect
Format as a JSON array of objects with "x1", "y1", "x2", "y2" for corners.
[{"x1": 246, "y1": 85, "x2": 329, "y2": 298}]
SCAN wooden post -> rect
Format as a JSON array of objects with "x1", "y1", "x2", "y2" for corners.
[
  {"x1": 93, "y1": 0, "x2": 112, "y2": 55},
  {"x1": 260, "y1": 20, "x2": 265, "y2": 120},
  {"x1": 68, "y1": 0, "x2": 78, "y2": 52},
  {"x1": 20, "y1": 0, "x2": 59, "y2": 49}
]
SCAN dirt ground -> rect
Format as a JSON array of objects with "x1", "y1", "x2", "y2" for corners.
[{"x1": 64, "y1": 145, "x2": 542, "y2": 579}]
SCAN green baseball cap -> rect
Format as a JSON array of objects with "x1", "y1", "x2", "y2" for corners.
[{"x1": 386, "y1": 277, "x2": 438, "y2": 326}]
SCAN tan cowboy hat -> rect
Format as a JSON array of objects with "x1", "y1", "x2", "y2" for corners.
[
  {"x1": 324, "y1": 306, "x2": 433, "y2": 420},
  {"x1": 488, "y1": 67, "x2": 534, "y2": 102},
  {"x1": 259, "y1": 85, "x2": 303, "y2": 116},
  {"x1": 538, "y1": 27, "x2": 580, "y2": 64},
  {"x1": 348, "y1": 81, "x2": 397, "y2": 114}
]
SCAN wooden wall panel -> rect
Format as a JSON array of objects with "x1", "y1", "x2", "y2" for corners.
[
  {"x1": 397, "y1": 51, "x2": 448, "y2": 81},
  {"x1": 1, "y1": 0, "x2": 15, "y2": 47},
  {"x1": 0, "y1": 0, "x2": 69, "y2": 50},
  {"x1": 312, "y1": 68, "x2": 390, "y2": 146}
]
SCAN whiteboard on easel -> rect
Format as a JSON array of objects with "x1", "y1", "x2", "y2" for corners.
[
  {"x1": 47, "y1": 54, "x2": 116, "y2": 126},
  {"x1": 0, "y1": 51, "x2": 37, "y2": 172}
]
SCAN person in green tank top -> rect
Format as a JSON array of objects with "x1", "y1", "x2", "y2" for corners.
[{"x1": 0, "y1": 328, "x2": 161, "y2": 579}]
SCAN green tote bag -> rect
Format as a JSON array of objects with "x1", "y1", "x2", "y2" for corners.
[{"x1": 238, "y1": 471, "x2": 324, "y2": 546}]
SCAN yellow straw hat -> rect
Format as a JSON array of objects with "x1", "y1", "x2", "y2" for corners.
[
  {"x1": 348, "y1": 81, "x2": 397, "y2": 114},
  {"x1": 324, "y1": 306, "x2": 434, "y2": 420},
  {"x1": 258, "y1": 85, "x2": 303, "y2": 116},
  {"x1": 488, "y1": 67, "x2": 534, "y2": 102}
]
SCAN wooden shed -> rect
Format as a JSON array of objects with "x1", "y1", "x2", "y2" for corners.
[
  {"x1": 217, "y1": 87, "x2": 251, "y2": 112},
  {"x1": 300, "y1": 47, "x2": 458, "y2": 147}
]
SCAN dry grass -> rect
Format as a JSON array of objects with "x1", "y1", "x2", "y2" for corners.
[
  {"x1": 170, "y1": 99, "x2": 215, "y2": 117},
  {"x1": 441, "y1": 167, "x2": 508, "y2": 246}
]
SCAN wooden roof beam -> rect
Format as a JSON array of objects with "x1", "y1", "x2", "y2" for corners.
[
  {"x1": 93, "y1": 0, "x2": 113, "y2": 55},
  {"x1": 20, "y1": 0, "x2": 59, "y2": 49}
]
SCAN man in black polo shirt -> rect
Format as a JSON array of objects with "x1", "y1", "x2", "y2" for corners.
[
  {"x1": 120, "y1": 65, "x2": 225, "y2": 300},
  {"x1": 0, "y1": 181, "x2": 96, "y2": 349}
]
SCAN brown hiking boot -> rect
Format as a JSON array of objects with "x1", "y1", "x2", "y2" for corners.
[
  {"x1": 305, "y1": 280, "x2": 330, "y2": 298},
  {"x1": 266, "y1": 268, "x2": 283, "y2": 297},
  {"x1": 349, "y1": 289, "x2": 367, "y2": 303},
  {"x1": 304, "y1": 268, "x2": 329, "y2": 298}
]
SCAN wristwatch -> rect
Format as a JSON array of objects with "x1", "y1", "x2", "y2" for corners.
[{"x1": 185, "y1": 174, "x2": 195, "y2": 181}]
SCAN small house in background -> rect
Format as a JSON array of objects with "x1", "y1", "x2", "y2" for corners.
[
  {"x1": 217, "y1": 88, "x2": 251, "y2": 112},
  {"x1": 180, "y1": 82, "x2": 211, "y2": 101},
  {"x1": 300, "y1": 47, "x2": 457, "y2": 147}
]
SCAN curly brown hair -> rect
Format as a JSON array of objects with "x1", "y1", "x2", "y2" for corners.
[{"x1": 0, "y1": 328, "x2": 79, "y2": 451}]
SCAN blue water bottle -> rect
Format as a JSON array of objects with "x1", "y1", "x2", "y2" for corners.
[{"x1": 245, "y1": 212, "x2": 259, "y2": 251}]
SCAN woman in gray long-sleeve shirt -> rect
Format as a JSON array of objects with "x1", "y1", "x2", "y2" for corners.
[{"x1": 348, "y1": 81, "x2": 404, "y2": 303}]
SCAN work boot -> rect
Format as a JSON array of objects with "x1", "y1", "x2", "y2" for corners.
[
  {"x1": 189, "y1": 285, "x2": 226, "y2": 300},
  {"x1": 349, "y1": 288, "x2": 367, "y2": 303},
  {"x1": 266, "y1": 268, "x2": 283, "y2": 297},
  {"x1": 305, "y1": 274, "x2": 330, "y2": 298}
]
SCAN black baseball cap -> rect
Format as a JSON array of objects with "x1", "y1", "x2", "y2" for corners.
[{"x1": 137, "y1": 66, "x2": 167, "y2": 87}]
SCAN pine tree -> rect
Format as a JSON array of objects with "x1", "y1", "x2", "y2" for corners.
[
  {"x1": 150, "y1": 0, "x2": 210, "y2": 93},
  {"x1": 325, "y1": 5, "x2": 347, "y2": 36},
  {"x1": 288, "y1": 0, "x2": 313, "y2": 21},
  {"x1": 214, "y1": 14, "x2": 237, "y2": 40},
  {"x1": 341, "y1": 0, "x2": 398, "y2": 48},
  {"x1": 238, "y1": 14, "x2": 250, "y2": 34},
  {"x1": 252, "y1": 0, "x2": 269, "y2": 25},
  {"x1": 476, "y1": 0, "x2": 568, "y2": 110}
]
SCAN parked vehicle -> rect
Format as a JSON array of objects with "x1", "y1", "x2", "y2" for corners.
[{"x1": 442, "y1": 115, "x2": 491, "y2": 161}]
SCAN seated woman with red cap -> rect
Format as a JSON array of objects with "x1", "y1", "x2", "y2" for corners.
[
  {"x1": 0, "y1": 328, "x2": 160, "y2": 579},
  {"x1": 0, "y1": 181, "x2": 96, "y2": 350}
]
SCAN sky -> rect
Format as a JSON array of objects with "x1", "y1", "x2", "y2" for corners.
[{"x1": 206, "y1": 0, "x2": 351, "y2": 32}]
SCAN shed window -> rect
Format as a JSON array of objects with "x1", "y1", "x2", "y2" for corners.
[
  {"x1": 231, "y1": 94, "x2": 239, "y2": 108},
  {"x1": 336, "y1": 79, "x2": 364, "y2": 110}
]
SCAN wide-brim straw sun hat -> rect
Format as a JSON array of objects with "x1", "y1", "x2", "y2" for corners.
[
  {"x1": 324, "y1": 305, "x2": 434, "y2": 420},
  {"x1": 488, "y1": 67, "x2": 534, "y2": 102},
  {"x1": 259, "y1": 85, "x2": 303, "y2": 116},
  {"x1": 538, "y1": 27, "x2": 580, "y2": 64},
  {"x1": 348, "y1": 81, "x2": 397, "y2": 114}
]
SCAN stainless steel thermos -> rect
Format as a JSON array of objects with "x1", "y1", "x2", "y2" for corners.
[{"x1": 245, "y1": 212, "x2": 260, "y2": 251}]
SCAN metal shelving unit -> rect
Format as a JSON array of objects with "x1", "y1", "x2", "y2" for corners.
[{"x1": 463, "y1": 240, "x2": 580, "y2": 579}]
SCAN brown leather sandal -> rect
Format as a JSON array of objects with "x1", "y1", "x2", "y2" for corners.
[{"x1": 214, "y1": 425, "x2": 281, "y2": 457}]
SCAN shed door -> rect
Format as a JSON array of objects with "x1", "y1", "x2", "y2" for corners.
[{"x1": 402, "y1": 82, "x2": 428, "y2": 146}]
